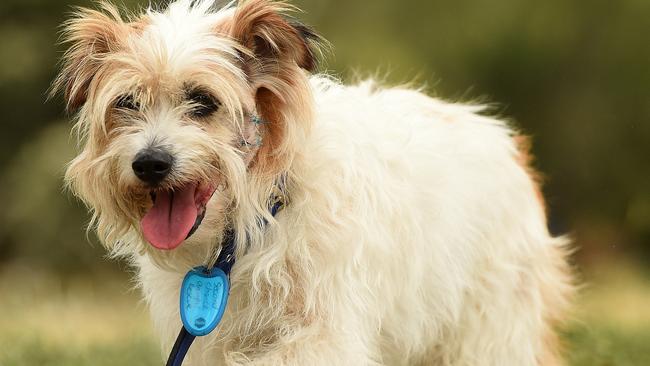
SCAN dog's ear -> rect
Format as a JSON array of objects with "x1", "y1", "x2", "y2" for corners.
[
  {"x1": 226, "y1": 0, "x2": 322, "y2": 176},
  {"x1": 52, "y1": 3, "x2": 127, "y2": 112},
  {"x1": 228, "y1": 0, "x2": 320, "y2": 73}
]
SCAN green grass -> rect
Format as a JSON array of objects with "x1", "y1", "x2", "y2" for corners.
[
  {"x1": 0, "y1": 336, "x2": 159, "y2": 366},
  {"x1": 0, "y1": 264, "x2": 162, "y2": 365},
  {"x1": 1, "y1": 262, "x2": 648, "y2": 365},
  {"x1": 565, "y1": 326, "x2": 650, "y2": 366},
  {"x1": 564, "y1": 261, "x2": 650, "y2": 366}
]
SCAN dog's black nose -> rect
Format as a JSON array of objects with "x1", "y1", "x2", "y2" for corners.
[{"x1": 132, "y1": 148, "x2": 173, "y2": 185}]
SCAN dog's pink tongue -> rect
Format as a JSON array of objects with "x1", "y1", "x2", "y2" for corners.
[{"x1": 141, "y1": 184, "x2": 198, "y2": 250}]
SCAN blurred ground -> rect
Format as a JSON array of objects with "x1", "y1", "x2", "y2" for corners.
[
  {"x1": 0, "y1": 264, "x2": 159, "y2": 366},
  {"x1": 1, "y1": 260, "x2": 649, "y2": 365},
  {"x1": 565, "y1": 262, "x2": 650, "y2": 365}
]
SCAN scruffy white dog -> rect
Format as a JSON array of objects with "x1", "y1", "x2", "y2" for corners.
[{"x1": 53, "y1": 0, "x2": 573, "y2": 365}]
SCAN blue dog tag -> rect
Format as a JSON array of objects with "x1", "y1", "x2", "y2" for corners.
[{"x1": 179, "y1": 266, "x2": 229, "y2": 336}]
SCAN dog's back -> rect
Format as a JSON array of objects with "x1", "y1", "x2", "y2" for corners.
[{"x1": 278, "y1": 76, "x2": 574, "y2": 365}]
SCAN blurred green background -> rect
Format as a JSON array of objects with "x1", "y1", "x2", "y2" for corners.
[{"x1": 0, "y1": 0, "x2": 649, "y2": 365}]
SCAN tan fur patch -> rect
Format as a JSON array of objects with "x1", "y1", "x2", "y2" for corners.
[
  {"x1": 537, "y1": 242, "x2": 575, "y2": 365},
  {"x1": 514, "y1": 134, "x2": 546, "y2": 215}
]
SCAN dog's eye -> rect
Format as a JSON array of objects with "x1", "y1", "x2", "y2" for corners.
[
  {"x1": 115, "y1": 95, "x2": 139, "y2": 111},
  {"x1": 187, "y1": 90, "x2": 220, "y2": 118}
]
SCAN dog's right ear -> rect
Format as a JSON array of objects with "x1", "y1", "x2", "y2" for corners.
[
  {"x1": 221, "y1": 0, "x2": 322, "y2": 176},
  {"x1": 51, "y1": 3, "x2": 127, "y2": 112}
]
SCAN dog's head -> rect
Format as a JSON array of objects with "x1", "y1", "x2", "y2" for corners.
[{"x1": 53, "y1": 0, "x2": 319, "y2": 257}]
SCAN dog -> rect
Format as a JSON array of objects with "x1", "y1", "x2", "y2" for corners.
[{"x1": 52, "y1": 0, "x2": 574, "y2": 365}]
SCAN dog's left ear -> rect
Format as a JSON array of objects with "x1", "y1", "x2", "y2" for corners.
[
  {"x1": 229, "y1": 0, "x2": 320, "y2": 74},
  {"x1": 225, "y1": 0, "x2": 321, "y2": 176}
]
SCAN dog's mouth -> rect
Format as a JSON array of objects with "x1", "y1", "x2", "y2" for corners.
[{"x1": 140, "y1": 183, "x2": 217, "y2": 250}]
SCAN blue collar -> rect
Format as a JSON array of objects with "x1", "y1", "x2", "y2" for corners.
[
  {"x1": 166, "y1": 190, "x2": 285, "y2": 366},
  {"x1": 214, "y1": 195, "x2": 285, "y2": 276}
]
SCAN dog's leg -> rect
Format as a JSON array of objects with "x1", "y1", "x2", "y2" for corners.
[
  {"x1": 220, "y1": 260, "x2": 385, "y2": 366},
  {"x1": 438, "y1": 238, "x2": 572, "y2": 366}
]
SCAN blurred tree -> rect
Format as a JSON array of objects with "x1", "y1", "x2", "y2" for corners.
[{"x1": 0, "y1": 0, "x2": 648, "y2": 273}]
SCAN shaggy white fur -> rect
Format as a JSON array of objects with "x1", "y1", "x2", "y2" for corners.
[{"x1": 54, "y1": 1, "x2": 573, "y2": 365}]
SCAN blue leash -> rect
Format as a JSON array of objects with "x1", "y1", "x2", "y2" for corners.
[{"x1": 166, "y1": 197, "x2": 285, "y2": 366}]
